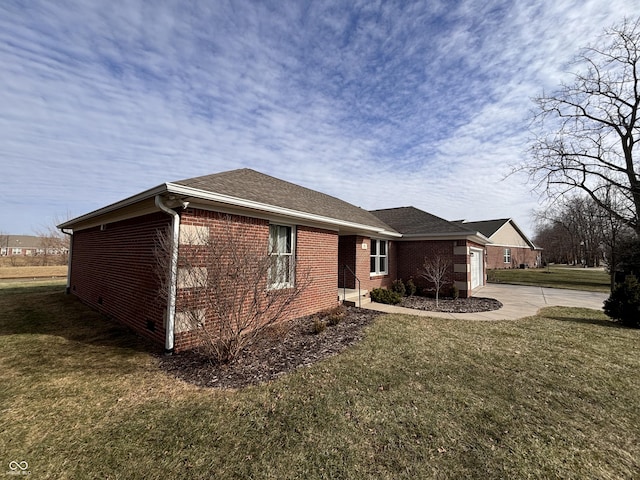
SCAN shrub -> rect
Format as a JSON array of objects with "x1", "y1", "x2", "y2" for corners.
[
  {"x1": 451, "y1": 283, "x2": 459, "y2": 300},
  {"x1": 611, "y1": 238, "x2": 640, "y2": 284},
  {"x1": 326, "y1": 304, "x2": 346, "y2": 326},
  {"x1": 604, "y1": 274, "x2": 640, "y2": 328},
  {"x1": 391, "y1": 279, "x2": 406, "y2": 297},
  {"x1": 312, "y1": 317, "x2": 327, "y2": 334},
  {"x1": 405, "y1": 278, "x2": 417, "y2": 297},
  {"x1": 264, "y1": 322, "x2": 290, "y2": 340},
  {"x1": 370, "y1": 288, "x2": 402, "y2": 305}
]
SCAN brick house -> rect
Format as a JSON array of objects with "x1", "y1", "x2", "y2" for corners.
[
  {"x1": 456, "y1": 218, "x2": 541, "y2": 270},
  {"x1": 0, "y1": 235, "x2": 42, "y2": 256},
  {"x1": 369, "y1": 207, "x2": 490, "y2": 295},
  {"x1": 59, "y1": 169, "x2": 491, "y2": 353},
  {"x1": 59, "y1": 169, "x2": 399, "y2": 352}
]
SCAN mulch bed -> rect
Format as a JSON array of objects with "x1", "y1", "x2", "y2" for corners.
[
  {"x1": 400, "y1": 295, "x2": 503, "y2": 313},
  {"x1": 158, "y1": 295, "x2": 502, "y2": 389},
  {"x1": 158, "y1": 307, "x2": 382, "y2": 389}
]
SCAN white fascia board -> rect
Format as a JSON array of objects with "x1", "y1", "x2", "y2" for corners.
[
  {"x1": 57, "y1": 184, "x2": 170, "y2": 230},
  {"x1": 57, "y1": 182, "x2": 401, "y2": 237},
  {"x1": 165, "y1": 183, "x2": 402, "y2": 237}
]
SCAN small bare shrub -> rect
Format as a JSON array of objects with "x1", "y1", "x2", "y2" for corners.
[
  {"x1": 405, "y1": 278, "x2": 417, "y2": 297},
  {"x1": 264, "y1": 321, "x2": 291, "y2": 341},
  {"x1": 312, "y1": 317, "x2": 327, "y2": 334},
  {"x1": 155, "y1": 214, "x2": 312, "y2": 363},
  {"x1": 419, "y1": 255, "x2": 451, "y2": 307}
]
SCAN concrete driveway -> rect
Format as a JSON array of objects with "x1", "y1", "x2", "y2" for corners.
[{"x1": 363, "y1": 284, "x2": 609, "y2": 320}]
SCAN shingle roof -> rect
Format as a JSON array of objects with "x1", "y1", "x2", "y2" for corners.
[
  {"x1": 172, "y1": 169, "x2": 396, "y2": 233},
  {"x1": 1, "y1": 235, "x2": 43, "y2": 249},
  {"x1": 455, "y1": 219, "x2": 510, "y2": 238},
  {"x1": 370, "y1": 207, "x2": 477, "y2": 236},
  {"x1": 458, "y1": 218, "x2": 537, "y2": 248}
]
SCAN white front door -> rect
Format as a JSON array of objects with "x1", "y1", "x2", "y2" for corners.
[{"x1": 470, "y1": 248, "x2": 484, "y2": 289}]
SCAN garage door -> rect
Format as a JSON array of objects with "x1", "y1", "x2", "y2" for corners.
[{"x1": 470, "y1": 248, "x2": 484, "y2": 290}]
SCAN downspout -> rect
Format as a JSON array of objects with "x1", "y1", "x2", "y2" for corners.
[
  {"x1": 61, "y1": 228, "x2": 73, "y2": 294},
  {"x1": 155, "y1": 195, "x2": 183, "y2": 354}
]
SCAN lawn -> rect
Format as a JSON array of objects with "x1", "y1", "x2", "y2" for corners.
[
  {"x1": 2, "y1": 283, "x2": 639, "y2": 479},
  {"x1": 0, "y1": 265, "x2": 67, "y2": 280},
  {"x1": 488, "y1": 265, "x2": 611, "y2": 293}
]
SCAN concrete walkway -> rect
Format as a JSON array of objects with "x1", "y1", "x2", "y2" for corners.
[{"x1": 362, "y1": 284, "x2": 609, "y2": 320}]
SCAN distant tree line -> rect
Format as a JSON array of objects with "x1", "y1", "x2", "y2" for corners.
[{"x1": 533, "y1": 194, "x2": 632, "y2": 270}]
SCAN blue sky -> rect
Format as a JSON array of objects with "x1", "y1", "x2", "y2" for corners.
[{"x1": 1, "y1": 0, "x2": 636, "y2": 237}]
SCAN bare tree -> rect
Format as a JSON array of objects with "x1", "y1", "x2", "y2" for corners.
[
  {"x1": 521, "y1": 17, "x2": 640, "y2": 236},
  {"x1": 418, "y1": 255, "x2": 450, "y2": 307},
  {"x1": 35, "y1": 223, "x2": 70, "y2": 266},
  {"x1": 0, "y1": 231, "x2": 8, "y2": 257},
  {"x1": 534, "y1": 191, "x2": 635, "y2": 290},
  {"x1": 156, "y1": 215, "x2": 311, "y2": 363},
  {"x1": 535, "y1": 195, "x2": 607, "y2": 267}
]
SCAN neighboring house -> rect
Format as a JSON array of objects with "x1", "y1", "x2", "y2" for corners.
[
  {"x1": 59, "y1": 169, "x2": 491, "y2": 353},
  {"x1": 0, "y1": 235, "x2": 69, "y2": 257},
  {"x1": 1, "y1": 235, "x2": 42, "y2": 256},
  {"x1": 1, "y1": 235, "x2": 41, "y2": 256},
  {"x1": 456, "y1": 218, "x2": 541, "y2": 269},
  {"x1": 369, "y1": 207, "x2": 490, "y2": 294}
]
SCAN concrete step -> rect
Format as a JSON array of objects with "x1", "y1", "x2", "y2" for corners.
[
  {"x1": 339, "y1": 288, "x2": 370, "y2": 307},
  {"x1": 343, "y1": 297, "x2": 371, "y2": 307}
]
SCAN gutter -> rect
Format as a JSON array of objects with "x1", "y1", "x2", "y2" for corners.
[
  {"x1": 58, "y1": 182, "x2": 402, "y2": 238},
  {"x1": 155, "y1": 195, "x2": 188, "y2": 353},
  {"x1": 60, "y1": 228, "x2": 73, "y2": 294}
]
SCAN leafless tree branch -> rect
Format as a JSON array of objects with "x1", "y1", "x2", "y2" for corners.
[{"x1": 517, "y1": 17, "x2": 640, "y2": 236}]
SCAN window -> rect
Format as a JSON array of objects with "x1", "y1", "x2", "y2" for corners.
[
  {"x1": 269, "y1": 224, "x2": 294, "y2": 288},
  {"x1": 504, "y1": 248, "x2": 511, "y2": 264},
  {"x1": 370, "y1": 239, "x2": 388, "y2": 275}
]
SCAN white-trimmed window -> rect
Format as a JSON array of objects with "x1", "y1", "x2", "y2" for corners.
[
  {"x1": 504, "y1": 248, "x2": 511, "y2": 264},
  {"x1": 370, "y1": 239, "x2": 388, "y2": 275},
  {"x1": 269, "y1": 224, "x2": 294, "y2": 288}
]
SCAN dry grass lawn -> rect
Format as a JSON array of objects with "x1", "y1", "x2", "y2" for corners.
[
  {"x1": 0, "y1": 265, "x2": 67, "y2": 279},
  {"x1": 488, "y1": 265, "x2": 610, "y2": 292},
  {"x1": 1, "y1": 282, "x2": 638, "y2": 479}
]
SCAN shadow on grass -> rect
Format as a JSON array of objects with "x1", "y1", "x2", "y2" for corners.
[
  {"x1": 0, "y1": 284, "x2": 157, "y2": 354},
  {"x1": 544, "y1": 313, "x2": 625, "y2": 330}
]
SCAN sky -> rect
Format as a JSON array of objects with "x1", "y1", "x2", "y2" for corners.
[{"x1": 1, "y1": 0, "x2": 638, "y2": 237}]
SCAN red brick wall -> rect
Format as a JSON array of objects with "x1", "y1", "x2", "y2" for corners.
[
  {"x1": 337, "y1": 235, "x2": 401, "y2": 294},
  {"x1": 396, "y1": 239, "x2": 458, "y2": 293},
  {"x1": 70, "y1": 208, "x2": 340, "y2": 352},
  {"x1": 294, "y1": 225, "x2": 339, "y2": 316},
  {"x1": 486, "y1": 246, "x2": 540, "y2": 270},
  {"x1": 173, "y1": 210, "x2": 339, "y2": 351},
  {"x1": 69, "y1": 212, "x2": 171, "y2": 349}
]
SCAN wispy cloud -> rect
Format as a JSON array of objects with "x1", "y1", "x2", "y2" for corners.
[{"x1": 0, "y1": 0, "x2": 635, "y2": 235}]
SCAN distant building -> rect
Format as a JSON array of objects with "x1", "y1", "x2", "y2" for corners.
[
  {"x1": 0, "y1": 235, "x2": 69, "y2": 256},
  {"x1": 455, "y1": 219, "x2": 542, "y2": 269}
]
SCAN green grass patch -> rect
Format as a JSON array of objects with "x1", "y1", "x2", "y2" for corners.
[
  {"x1": 1, "y1": 284, "x2": 638, "y2": 478},
  {"x1": 488, "y1": 266, "x2": 610, "y2": 292}
]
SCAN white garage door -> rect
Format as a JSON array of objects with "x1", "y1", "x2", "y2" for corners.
[{"x1": 470, "y1": 248, "x2": 484, "y2": 290}]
